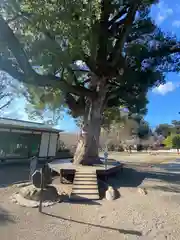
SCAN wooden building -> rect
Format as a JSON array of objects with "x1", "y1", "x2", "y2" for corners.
[{"x1": 0, "y1": 118, "x2": 62, "y2": 160}]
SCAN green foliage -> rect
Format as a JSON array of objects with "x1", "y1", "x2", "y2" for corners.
[
  {"x1": 137, "y1": 120, "x2": 151, "y2": 140},
  {"x1": 163, "y1": 135, "x2": 173, "y2": 148},
  {"x1": 172, "y1": 135, "x2": 180, "y2": 150},
  {"x1": 24, "y1": 84, "x2": 64, "y2": 124},
  {"x1": 101, "y1": 107, "x2": 126, "y2": 130},
  {"x1": 163, "y1": 134, "x2": 180, "y2": 149}
]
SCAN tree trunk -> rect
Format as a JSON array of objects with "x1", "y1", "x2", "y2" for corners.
[{"x1": 73, "y1": 82, "x2": 106, "y2": 165}]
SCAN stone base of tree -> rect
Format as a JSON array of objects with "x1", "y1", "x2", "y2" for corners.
[{"x1": 10, "y1": 184, "x2": 60, "y2": 208}]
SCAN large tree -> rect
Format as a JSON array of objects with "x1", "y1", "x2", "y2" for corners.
[{"x1": 0, "y1": 0, "x2": 180, "y2": 165}]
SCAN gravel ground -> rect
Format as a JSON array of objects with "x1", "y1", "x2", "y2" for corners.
[{"x1": 1, "y1": 156, "x2": 180, "y2": 240}]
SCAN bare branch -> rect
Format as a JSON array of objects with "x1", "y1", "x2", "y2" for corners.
[
  {"x1": 0, "y1": 93, "x2": 12, "y2": 101},
  {"x1": 0, "y1": 99, "x2": 12, "y2": 110}
]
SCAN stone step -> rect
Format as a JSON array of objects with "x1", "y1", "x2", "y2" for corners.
[
  {"x1": 73, "y1": 185, "x2": 98, "y2": 189},
  {"x1": 70, "y1": 170, "x2": 99, "y2": 201},
  {"x1": 73, "y1": 181, "x2": 97, "y2": 185},
  {"x1": 75, "y1": 173, "x2": 96, "y2": 176},
  {"x1": 75, "y1": 174, "x2": 96, "y2": 177},
  {"x1": 75, "y1": 172, "x2": 96, "y2": 175},
  {"x1": 71, "y1": 188, "x2": 99, "y2": 194},
  {"x1": 74, "y1": 178, "x2": 97, "y2": 181}
]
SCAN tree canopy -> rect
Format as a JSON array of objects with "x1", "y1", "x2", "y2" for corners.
[
  {"x1": 155, "y1": 120, "x2": 180, "y2": 137},
  {"x1": 0, "y1": 0, "x2": 180, "y2": 124},
  {"x1": 155, "y1": 123, "x2": 172, "y2": 138},
  {"x1": 136, "y1": 120, "x2": 151, "y2": 140}
]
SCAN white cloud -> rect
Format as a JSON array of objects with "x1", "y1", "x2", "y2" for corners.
[
  {"x1": 172, "y1": 20, "x2": 180, "y2": 28},
  {"x1": 156, "y1": 1, "x2": 173, "y2": 24},
  {"x1": 152, "y1": 82, "x2": 180, "y2": 95}
]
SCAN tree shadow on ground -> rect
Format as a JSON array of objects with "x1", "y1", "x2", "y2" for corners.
[
  {"x1": 0, "y1": 207, "x2": 15, "y2": 226},
  {"x1": 64, "y1": 197, "x2": 101, "y2": 205},
  {"x1": 0, "y1": 164, "x2": 30, "y2": 188},
  {"x1": 105, "y1": 166, "x2": 180, "y2": 193},
  {"x1": 42, "y1": 211, "x2": 142, "y2": 236}
]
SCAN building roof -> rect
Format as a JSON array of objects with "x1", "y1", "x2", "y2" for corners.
[{"x1": 0, "y1": 118, "x2": 63, "y2": 133}]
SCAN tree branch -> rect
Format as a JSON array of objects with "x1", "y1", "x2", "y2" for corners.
[
  {"x1": 0, "y1": 57, "x2": 25, "y2": 82},
  {"x1": 142, "y1": 45, "x2": 180, "y2": 60},
  {"x1": 108, "y1": 6, "x2": 128, "y2": 27},
  {"x1": 83, "y1": 54, "x2": 98, "y2": 74},
  {"x1": 97, "y1": 0, "x2": 111, "y2": 67},
  {"x1": 109, "y1": 0, "x2": 141, "y2": 67},
  {"x1": 0, "y1": 93, "x2": 12, "y2": 101},
  {"x1": 0, "y1": 16, "x2": 95, "y2": 98},
  {"x1": 0, "y1": 98, "x2": 12, "y2": 110},
  {"x1": 7, "y1": 15, "x2": 21, "y2": 24},
  {"x1": 65, "y1": 93, "x2": 85, "y2": 117},
  {"x1": 0, "y1": 15, "x2": 35, "y2": 77},
  {"x1": 67, "y1": 66, "x2": 80, "y2": 86},
  {"x1": 7, "y1": 11, "x2": 32, "y2": 24},
  {"x1": 108, "y1": 17, "x2": 127, "y2": 37}
]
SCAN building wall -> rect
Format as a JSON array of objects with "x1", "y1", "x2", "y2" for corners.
[
  {"x1": 39, "y1": 132, "x2": 58, "y2": 158},
  {"x1": 0, "y1": 128, "x2": 59, "y2": 159},
  {"x1": 0, "y1": 130, "x2": 41, "y2": 159}
]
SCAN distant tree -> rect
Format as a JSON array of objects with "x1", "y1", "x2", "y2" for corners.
[
  {"x1": 155, "y1": 121, "x2": 180, "y2": 137},
  {"x1": 155, "y1": 124, "x2": 172, "y2": 138},
  {"x1": 172, "y1": 135, "x2": 180, "y2": 154},
  {"x1": 172, "y1": 120, "x2": 180, "y2": 126},
  {"x1": 172, "y1": 120, "x2": 180, "y2": 134},
  {"x1": 133, "y1": 119, "x2": 151, "y2": 151},
  {"x1": 163, "y1": 134, "x2": 180, "y2": 153},
  {"x1": 137, "y1": 121, "x2": 151, "y2": 139}
]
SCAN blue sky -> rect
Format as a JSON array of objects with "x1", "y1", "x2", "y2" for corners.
[
  {"x1": 1, "y1": 0, "x2": 180, "y2": 132},
  {"x1": 145, "y1": 0, "x2": 180, "y2": 128}
]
